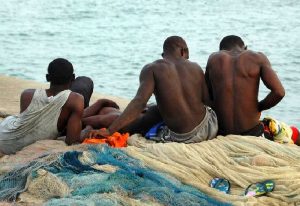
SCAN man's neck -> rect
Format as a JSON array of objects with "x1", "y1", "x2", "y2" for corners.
[
  {"x1": 229, "y1": 46, "x2": 244, "y2": 53},
  {"x1": 163, "y1": 53, "x2": 183, "y2": 61},
  {"x1": 47, "y1": 84, "x2": 70, "y2": 96}
]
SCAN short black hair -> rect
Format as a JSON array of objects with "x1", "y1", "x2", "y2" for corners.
[
  {"x1": 47, "y1": 58, "x2": 74, "y2": 85},
  {"x1": 219, "y1": 35, "x2": 245, "y2": 50},
  {"x1": 163, "y1": 36, "x2": 187, "y2": 53}
]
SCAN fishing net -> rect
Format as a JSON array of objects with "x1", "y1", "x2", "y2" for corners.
[{"x1": 0, "y1": 145, "x2": 230, "y2": 206}]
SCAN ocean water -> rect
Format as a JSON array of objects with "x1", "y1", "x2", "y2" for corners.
[{"x1": 0, "y1": 0, "x2": 299, "y2": 127}]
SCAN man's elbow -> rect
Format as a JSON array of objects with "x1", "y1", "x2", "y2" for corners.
[
  {"x1": 274, "y1": 87, "x2": 285, "y2": 101},
  {"x1": 65, "y1": 135, "x2": 81, "y2": 146},
  {"x1": 65, "y1": 138, "x2": 74, "y2": 146}
]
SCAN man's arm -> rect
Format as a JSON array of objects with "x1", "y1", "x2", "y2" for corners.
[
  {"x1": 204, "y1": 56, "x2": 214, "y2": 101},
  {"x1": 65, "y1": 93, "x2": 84, "y2": 145},
  {"x1": 86, "y1": 63, "x2": 156, "y2": 138},
  {"x1": 106, "y1": 64, "x2": 155, "y2": 135},
  {"x1": 200, "y1": 69, "x2": 212, "y2": 107},
  {"x1": 83, "y1": 99, "x2": 119, "y2": 118},
  {"x1": 20, "y1": 89, "x2": 35, "y2": 113},
  {"x1": 258, "y1": 52, "x2": 285, "y2": 111}
]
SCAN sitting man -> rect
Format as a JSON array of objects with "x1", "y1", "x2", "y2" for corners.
[
  {"x1": 89, "y1": 36, "x2": 218, "y2": 143},
  {"x1": 205, "y1": 35, "x2": 285, "y2": 136},
  {"x1": 0, "y1": 58, "x2": 92, "y2": 154}
]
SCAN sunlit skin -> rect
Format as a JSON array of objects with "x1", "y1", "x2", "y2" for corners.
[
  {"x1": 88, "y1": 36, "x2": 210, "y2": 138},
  {"x1": 205, "y1": 36, "x2": 285, "y2": 135}
]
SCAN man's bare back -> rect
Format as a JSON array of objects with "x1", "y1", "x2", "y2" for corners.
[
  {"x1": 91, "y1": 36, "x2": 217, "y2": 142},
  {"x1": 149, "y1": 58, "x2": 207, "y2": 133},
  {"x1": 205, "y1": 35, "x2": 285, "y2": 135}
]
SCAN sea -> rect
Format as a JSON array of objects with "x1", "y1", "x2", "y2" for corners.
[{"x1": 0, "y1": 0, "x2": 299, "y2": 127}]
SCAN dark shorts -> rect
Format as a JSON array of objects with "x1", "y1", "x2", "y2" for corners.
[
  {"x1": 152, "y1": 107, "x2": 218, "y2": 143},
  {"x1": 218, "y1": 123, "x2": 264, "y2": 137},
  {"x1": 123, "y1": 105, "x2": 163, "y2": 136},
  {"x1": 240, "y1": 123, "x2": 264, "y2": 137},
  {"x1": 70, "y1": 76, "x2": 94, "y2": 108}
]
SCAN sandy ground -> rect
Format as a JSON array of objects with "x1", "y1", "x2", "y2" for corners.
[{"x1": 0, "y1": 75, "x2": 130, "y2": 119}]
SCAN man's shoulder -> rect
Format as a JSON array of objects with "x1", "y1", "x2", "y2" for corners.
[
  {"x1": 186, "y1": 60, "x2": 202, "y2": 68},
  {"x1": 21, "y1": 88, "x2": 35, "y2": 95},
  {"x1": 207, "y1": 51, "x2": 229, "y2": 62},
  {"x1": 235, "y1": 50, "x2": 267, "y2": 60},
  {"x1": 68, "y1": 91, "x2": 84, "y2": 102},
  {"x1": 240, "y1": 50, "x2": 269, "y2": 64},
  {"x1": 152, "y1": 59, "x2": 170, "y2": 67},
  {"x1": 250, "y1": 50, "x2": 268, "y2": 59},
  {"x1": 66, "y1": 91, "x2": 84, "y2": 109},
  {"x1": 20, "y1": 89, "x2": 37, "y2": 112},
  {"x1": 209, "y1": 50, "x2": 264, "y2": 59},
  {"x1": 153, "y1": 58, "x2": 198, "y2": 67},
  {"x1": 20, "y1": 89, "x2": 35, "y2": 100},
  {"x1": 209, "y1": 51, "x2": 222, "y2": 57},
  {"x1": 142, "y1": 59, "x2": 169, "y2": 71}
]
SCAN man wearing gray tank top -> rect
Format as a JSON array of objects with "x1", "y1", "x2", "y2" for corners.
[{"x1": 0, "y1": 58, "x2": 94, "y2": 154}]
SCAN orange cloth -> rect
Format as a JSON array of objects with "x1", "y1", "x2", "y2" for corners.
[{"x1": 83, "y1": 130, "x2": 129, "y2": 148}]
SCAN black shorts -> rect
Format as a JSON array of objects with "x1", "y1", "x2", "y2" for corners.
[{"x1": 240, "y1": 123, "x2": 264, "y2": 137}]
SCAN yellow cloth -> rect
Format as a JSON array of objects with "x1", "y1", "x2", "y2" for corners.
[{"x1": 265, "y1": 117, "x2": 294, "y2": 144}]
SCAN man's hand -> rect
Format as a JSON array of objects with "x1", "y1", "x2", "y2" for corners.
[
  {"x1": 100, "y1": 99, "x2": 120, "y2": 109},
  {"x1": 87, "y1": 128, "x2": 110, "y2": 138},
  {"x1": 80, "y1": 126, "x2": 93, "y2": 141}
]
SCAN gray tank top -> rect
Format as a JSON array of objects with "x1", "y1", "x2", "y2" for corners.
[{"x1": 0, "y1": 89, "x2": 71, "y2": 154}]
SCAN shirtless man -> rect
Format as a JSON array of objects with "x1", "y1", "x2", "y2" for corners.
[
  {"x1": 0, "y1": 58, "x2": 93, "y2": 154},
  {"x1": 89, "y1": 36, "x2": 218, "y2": 143},
  {"x1": 205, "y1": 35, "x2": 285, "y2": 136}
]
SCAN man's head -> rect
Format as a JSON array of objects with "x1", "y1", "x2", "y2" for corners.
[
  {"x1": 219, "y1": 35, "x2": 246, "y2": 51},
  {"x1": 162, "y1": 36, "x2": 189, "y2": 59},
  {"x1": 46, "y1": 58, "x2": 75, "y2": 85}
]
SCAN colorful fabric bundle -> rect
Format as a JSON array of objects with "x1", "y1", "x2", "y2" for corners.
[
  {"x1": 83, "y1": 131, "x2": 129, "y2": 148},
  {"x1": 262, "y1": 117, "x2": 295, "y2": 144}
]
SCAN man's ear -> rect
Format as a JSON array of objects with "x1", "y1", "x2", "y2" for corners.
[
  {"x1": 46, "y1": 74, "x2": 50, "y2": 82},
  {"x1": 180, "y1": 48, "x2": 184, "y2": 57}
]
